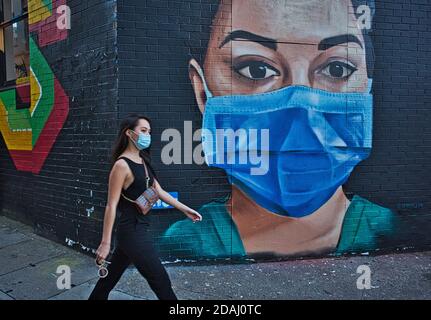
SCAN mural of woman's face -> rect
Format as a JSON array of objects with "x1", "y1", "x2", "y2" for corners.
[{"x1": 190, "y1": 0, "x2": 369, "y2": 111}]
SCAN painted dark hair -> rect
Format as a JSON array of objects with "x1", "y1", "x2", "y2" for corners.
[
  {"x1": 199, "y1": 0, "x2": 376, "y2": 78},
  {"x1": 111, "y1": 114, "x2": 153, "y2": 168}
]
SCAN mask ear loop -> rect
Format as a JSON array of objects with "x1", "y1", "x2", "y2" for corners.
[
  {"x1": 128, "y1": 129, "x2": 137, "y2": 140},
  {"x1": 128, "y1": 129, "x2": 136, "y2": 142},
  {"x1": 194, "y1": 66, "x2": 217, "y2": 167},
  {"x1": 195, "y1": 67, "x2": 214, "y2": 99}
]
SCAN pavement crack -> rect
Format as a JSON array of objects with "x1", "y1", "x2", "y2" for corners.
[
  {"x1": 0, "y1": 253, "x2": 67, "y2": 277},
  {"x1": 0, "y1": 289, "x2": 16, "y2": 300},
  {"x1": 0, "y1": 238, "x2": 33, "y2": 250}
]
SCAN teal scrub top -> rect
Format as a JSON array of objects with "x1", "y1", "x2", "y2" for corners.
[{"x1": 160, "y1": 195, "x2": 398, "y2": 259}]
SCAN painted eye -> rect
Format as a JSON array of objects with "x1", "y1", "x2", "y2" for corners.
[
  {"x1": 235, "y1": 61, "x2": 280, "y2": 80},
  {"x1": 321, "y1": 61, "x2": 357, "y2": 79}
]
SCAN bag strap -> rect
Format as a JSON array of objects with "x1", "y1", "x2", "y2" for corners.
[
  {"x1": 141, "y1": 158, "x2": 150, "y2": 189},
  {"x1": 117, "y1": 156, "x2": 151, "y2": 189},
  {"x1": 121, "y1": 192, "x2": 136, "y2": 203}
]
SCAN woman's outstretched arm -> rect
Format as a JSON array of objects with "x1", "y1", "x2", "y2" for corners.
[{"x1": 154, "y1": 179, "x2": 202, "y2": 222}]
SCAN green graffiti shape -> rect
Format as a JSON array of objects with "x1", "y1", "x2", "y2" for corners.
[
  {"x1": 29, "y1": 35, "x2": 55, "y2": 146},
  {"x1": 42, "y1": 0, "x2": 53, "y2": 13},
  {"x1": 0, "y1": 90, "x2": 32, "y2": 131}
]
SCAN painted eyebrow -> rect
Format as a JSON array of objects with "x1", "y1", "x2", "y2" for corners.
[
  {"x1": 219, "y1": 30, "x2": 278, "y2": 51},
  {"x1": 318, "y1": 34, "x2": 363, "y2": 50},
  {"x1": 219, "y1": 31, "x2": 363, "y2": 52}
]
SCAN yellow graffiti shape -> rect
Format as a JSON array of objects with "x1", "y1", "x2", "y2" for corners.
[
  {"x1": 0, "y1": 100, "x2": 32, "y2": 151},
  {"x1": 30, "y1": 66, "x2": 42, "y2": 117},
  {"x1": 28, "y1": 0, "x2": 52, "y2": 25}
]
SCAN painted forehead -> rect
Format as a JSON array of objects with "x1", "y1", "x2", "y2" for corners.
[{"x1": 214, "y1": 0, "x2": 363, "y2": 45}]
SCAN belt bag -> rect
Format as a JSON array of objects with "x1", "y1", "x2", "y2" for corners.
[{"x1": 121, "y1": 159, "x2": 160, "y2": 215}]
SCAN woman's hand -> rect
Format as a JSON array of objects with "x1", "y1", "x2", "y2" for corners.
[
  {"x1": 95, "y1": 242, "x2": 111, "y2": 264},
  {"x1": 153, "y1": 179, "x2": 203, "y2": 223},
  {"x1": 183, "y1": 208, "x2": 203, "y2": 223}
]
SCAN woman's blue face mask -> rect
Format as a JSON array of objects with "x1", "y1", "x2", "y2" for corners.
[
  {"x1": 198, "y1": 68, "x2": 373, "y2": 218},
  {"x1": 129, "y1": 130, "x2": 151, "y2": 150}
]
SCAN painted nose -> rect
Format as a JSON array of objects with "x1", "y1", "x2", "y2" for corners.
[{"x1": 287, "y1": 61, "x2": 312, "y2": 88}]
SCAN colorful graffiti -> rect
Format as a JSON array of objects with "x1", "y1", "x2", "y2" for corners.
[
  {"x1": 28, "y1": 0, "x2": 68, "y2": 47},
  {"x1": 0, "y1": 0, "x2": 69, "y2": 174},
  {"x1": 160, "y1": 0, "x2": 399, "y2": 259}
]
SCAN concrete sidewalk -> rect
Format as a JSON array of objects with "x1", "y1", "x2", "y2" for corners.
[{"x1": 0, "y1": 215, "x2": 430, "y2": 300}]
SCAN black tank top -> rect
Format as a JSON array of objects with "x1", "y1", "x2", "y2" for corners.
[{"x1": 116, "y1": 156, "x2": 156, "y2": 225}]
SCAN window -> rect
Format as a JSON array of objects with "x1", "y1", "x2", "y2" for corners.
[{"x1": 0, "y1": 0, "x2": 29, "y2": 87}]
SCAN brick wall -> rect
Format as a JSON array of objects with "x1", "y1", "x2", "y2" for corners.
[
  {"x1": 1, "y1": 0, "x2": 430, "y2": 262},
  {"x1": 116, "y1": 0, "x2": 231, "y2": 248},
  {"x1": 346, "y1": 0, "x2": 431, "y2": 249},
  {"x1": 0, "y1": 0, "x2": 119, "y2": 251},
  {"x1": 116, "y1": 0, "x2": 431, "y2": 260}
]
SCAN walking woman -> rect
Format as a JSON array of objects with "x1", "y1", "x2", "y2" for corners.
[{"x1": 89, "y1": 114, "x2": 202, "y2": 300}]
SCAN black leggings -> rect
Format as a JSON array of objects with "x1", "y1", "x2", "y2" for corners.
[{"x1": 88, "y1": 223, "x2": 177, "y2": 300}]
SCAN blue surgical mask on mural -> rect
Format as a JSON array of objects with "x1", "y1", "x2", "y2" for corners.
[
  {"x1": 198, "y1": 69, "x2": 373, "y2": 218},
  {"x1": 130, "y1": 130, "x2": 151, "y2": 150}
]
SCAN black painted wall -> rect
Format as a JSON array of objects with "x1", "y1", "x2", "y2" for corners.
[
  {"x1": 0, "y1": 0, "x2": 119, "y2": 250},
  {"x1": 116, "y1": 0, "x2": 431, "y2": 259},
  {"x1": 0, "y1": 0, "x2": 430, "y2": 261}
]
